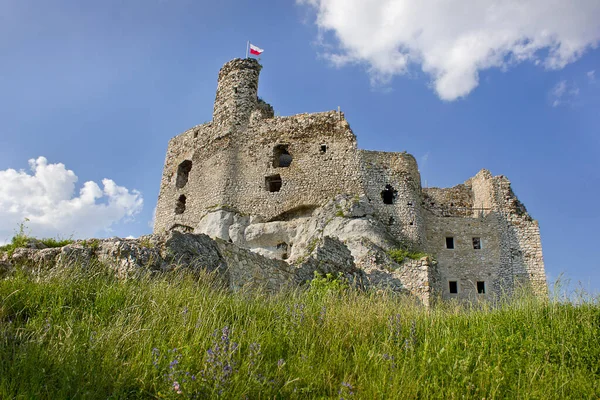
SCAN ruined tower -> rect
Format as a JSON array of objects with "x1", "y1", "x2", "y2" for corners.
[{"x1": 212, "y1": 58, "x2": 262, "y2": 129}]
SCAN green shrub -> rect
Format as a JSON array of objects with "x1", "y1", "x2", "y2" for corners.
[
  {"x1": 39, "y1": 237, "x2": 74, "y2": 248},
  {"x1": 309, "y1": 271, "x2": 348, "y2": 297},
  {"x1": 81, "y1": 239, "x2": 100, "y2": 250},
  {"x1": 388, "y1": 248, "x2": 430, "y2": 264}
]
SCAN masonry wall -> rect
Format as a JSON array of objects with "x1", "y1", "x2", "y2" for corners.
[
  {"x1": 154, "y1": 123, "x2": 231, "y2": 233},
  {"x1": 467, "y1": 170, "x2": 547, "y2": 296},
  {"x1": 212, "y1": 58, "x2": 263, "y2": 129},
  {"x1": 424, "y1": 213, "x2": 503, "y2": 299},
  {"x1": 220, "y1": 111, "x2": 364, "y2": 220}
]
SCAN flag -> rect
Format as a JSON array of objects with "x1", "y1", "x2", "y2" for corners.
[{"x1": 249, "y1": 44, "x2": 264, "y2": 56}]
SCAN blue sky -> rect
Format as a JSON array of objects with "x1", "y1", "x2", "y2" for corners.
[{"x1": 1, "y1": 0, "x2": 599, "y2": 294}]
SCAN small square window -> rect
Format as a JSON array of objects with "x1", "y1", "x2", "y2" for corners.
[
  {"x1": 472, "y1": 237, "x2": 481, "y2": 249},
  {"x1": 265, "y1": 174, "x2": 282, "y2": 192},
  {"x1": 449, "y1": 281, "x2": 458, "y2": 294},
  {"x1": 320, "y1": 144, "x2": 327, "y2": 153},
  {"x1": 445, "y1": 237, "x2": 454, "y2": 249},
  {"x1": 477, "y1": 281, "x2": 485, "y2": 294}
]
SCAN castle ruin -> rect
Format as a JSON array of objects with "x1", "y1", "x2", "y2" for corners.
[{"x1": 154, "y1": 58, "x2": 547, "y2": 303}]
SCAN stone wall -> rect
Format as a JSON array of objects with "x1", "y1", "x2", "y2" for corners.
[
  {"x1": 467, "y1": 170, "x2": 547, "y2": 296},
  {"x1": 424, "y1": 213, "x2": 503, "y2": 299},
  {"x1": 212, "y1": 58, "x2": 262, "y2": 129},
  {"x1": 423, "y1": 185, "x2": 474, "y2": 217},
  {"x1": 359, "y1": 150, "x2": 425, "y2": 249}
]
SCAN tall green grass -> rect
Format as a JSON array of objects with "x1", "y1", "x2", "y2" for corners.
[{"x1": 1, "y1": 265, "x2": 598, "y2": 399}]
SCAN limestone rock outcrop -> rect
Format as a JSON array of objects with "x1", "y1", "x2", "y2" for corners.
[{"x1": 1, "y1": 195, "x2": 438, "y2": 304}]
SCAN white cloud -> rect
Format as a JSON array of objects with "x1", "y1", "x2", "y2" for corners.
[
  {"x1": 550, "y1": 80, "x2": 579, "y2": 107},
  {"x1": 588, "y1": 70, "x2": 596, "y2": 82},
  {"x1": 0, "y1": 157, "x2": 143, "y2": 243},
  {"x1": 298, "y1": 0, "x2": 600, "y2": 100}
]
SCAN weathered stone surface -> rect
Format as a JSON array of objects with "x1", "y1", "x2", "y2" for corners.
[
  {"x1": 160, "y1": 231, "x2": 226, "y2": 274},
  {"x1": 295, "y1": 236, "x2": 366, "y2": 287},
  {"x1": 1, "y1": 231, "x2": 365, "y2": 296},
  {"x1": 34, "y1": 248, "x2": 61, "y2": 266},
  {"x1": 194, "y1": 210, "x2": 235, "y2": 242},
  {"x1": 96, "y1": 238, "x2": 163, "y2": 278},
  {"x1": 57, "y1": 244, "x2": 95, "y2": 269},
  {"x1": 0, "y1": 252, "x2": 13, "y2": 276}
]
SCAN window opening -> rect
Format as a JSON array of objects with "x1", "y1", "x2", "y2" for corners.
[
  {"x1": 320, "y1": 144, "x2": 327, "y2": 154},
  {"x1": 175, "y1": 160, "x2": 193, "y2": 189},
  {"x1": 175, "y1": 195, "x2": 186, "y2": 214},
  {"x1": 449, "y1": 281, "x2": 458, "y2": 294},
  {"x1": 273, "y1": 145, "x2": 292, "y2": 168},
  {"x1": 477, "y1": 281, "x2": 486, "y2": 294},
  {"x1": 381, "y1": 184, "x2": 397, "y2": 205},
  {"x1": 265, "y1": 174, "x2": 282, "y2": 192},
  {"x1": 277, "y1": 242, "x2": 289, "y2": 260},
  {"x1": 472, "y1": 237, "x2": 481, "y2": 249},
  {"x1": 446, "y1": 237, "x2": 454, "y2": 249}
]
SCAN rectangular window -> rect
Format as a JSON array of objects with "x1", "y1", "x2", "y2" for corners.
[
  {"x1": 449, "y1": 281, "x2": 458, "y2": 294},
  {"x1": 265, "y1": 174, "x2": 282, "y2": 192},
  {"x1": 445, "y1": 237, "x2": 454, "y2": 249},
  {"x1": 472, "y1": 237, "x2": 481, "y2": 249},
  {"x1": 477, "y1": 281, "x2": 485, "y2": 294}
]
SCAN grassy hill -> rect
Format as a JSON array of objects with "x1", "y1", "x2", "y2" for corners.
[{"x1": 1, "y1": 264, "x2": 598, "y2": 399}]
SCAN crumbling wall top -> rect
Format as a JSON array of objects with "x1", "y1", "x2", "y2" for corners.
[{"x1": 218, "y1": 58, "x2": 262, "y2": 79}]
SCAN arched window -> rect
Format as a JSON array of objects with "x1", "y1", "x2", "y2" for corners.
[
  {"x1": 273, "y1": 145, "x2": 292, "y2": 168},
  {"x1": 175, "y1": 160, "x2": 192, "y2": 189}
]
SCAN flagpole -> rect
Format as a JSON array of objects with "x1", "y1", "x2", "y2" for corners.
[{"x1": 246, "y1": 41, "x2": 249, "y2": 59}]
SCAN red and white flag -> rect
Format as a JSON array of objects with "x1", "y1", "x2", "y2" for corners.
[{"x1": 249, "y1": 43, "x2": 264, "y2": 56}]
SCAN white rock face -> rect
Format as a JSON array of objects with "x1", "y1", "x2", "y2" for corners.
[
  {"x1": 178, "y1": 195, "x2": 440, "y2": 304},
  {"x1": 194, "y1": 210, "x2": 235, "y2": 241},
  {"x1": 193, "y1": 195, "x2": 397, "y2": 267}
]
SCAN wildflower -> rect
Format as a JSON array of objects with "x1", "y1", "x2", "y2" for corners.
[
  {"x1": 339, "y1": 381, "x2": 355, "y2": 398},
  {"x1": 172, "y1": 381, "x2": 182, "y2": 394},
  {"x1": 249, "y1": 342, "x2": 261, "y2": 367},
  {"x1": 319, "y1": 306, "x2": 327, "y2": 323},
  {"x1": 277, "y1": 359, "x2": 285, "y2": 368},
  {"x1": 203, "y1": 326, "x2": 239, "y2": 392}
]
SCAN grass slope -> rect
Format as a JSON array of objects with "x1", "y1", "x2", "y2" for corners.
[{"x1": 0, "y1": 267, "x2": 598, "y2": 399}]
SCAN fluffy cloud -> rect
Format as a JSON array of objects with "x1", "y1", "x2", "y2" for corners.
[
  {"x1": 298, "y1": 0, "x2": 600, "y2": 100},
  {"x1": 0, "y1": 157, "x2": 143, "y2": 243}
]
